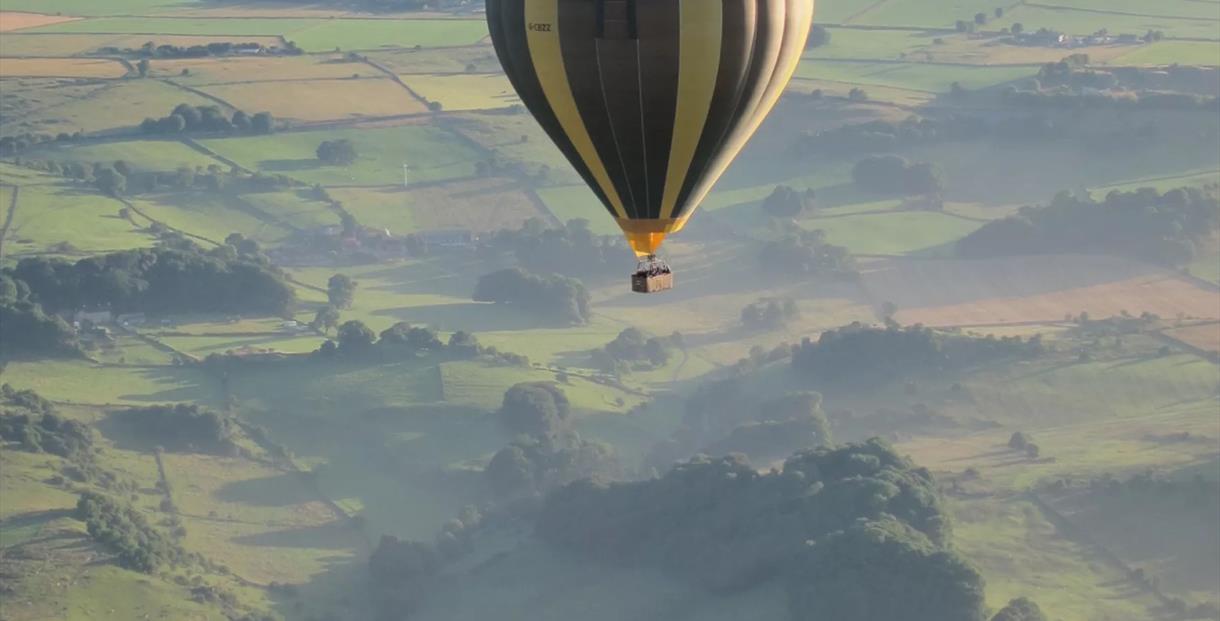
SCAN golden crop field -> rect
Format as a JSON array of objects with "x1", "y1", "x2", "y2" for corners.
[
  {"x1": 863, "y1": 254, "x2": 1220, "y2": 326},
  {"x1": 0, "y1": 11, "x2": 79, "y2": 32},
  {"x1": 149, "y1": 54, "x2": 383, "y2": 84},
  {"x1": 400, "y1": 73, "x2": 519, "y2": 111},
  {"x1": 1164, "y1": 322, "x2": 1220, "y2": 354}
]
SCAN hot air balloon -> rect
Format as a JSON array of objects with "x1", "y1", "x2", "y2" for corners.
[{"x1": 487, "y1": 0, "x2": 814, "y2": 292}]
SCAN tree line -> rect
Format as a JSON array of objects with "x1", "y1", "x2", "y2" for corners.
[
  {"x1": 791, "y1": 323, "x2": 1045, "y2": 388},
  {"x1": 75, "y1": 491, "x2": 184, "y2": 573},
  {"x1": 957, "y1": 186, "x2": 1220, "y2": 266},
  {"x1": 0, "y1": 274, "x2": 80, "y2": 358},
  {"x1": 473, "y1": 267, "x2": 591, "y2": 325},
  {"x1": 140, "y1": 103, "x2": 274, "y2": 136},
  {"x1": 478, "y1": 218, "x2": 634, "y2": 280},
  {"x1": 590, "y1": 327, "x2": 676, "y2": 374},
  {"x1": 759, "y1": 229, "x2": 856, "y2": 276},
  {"x1": 648, "y1": 381, "x2": 832, "y2": 468},
  {"x1": 108, "y1": 404, "x2": 240, "y2": 455},
  {"x1": 741, "y1": 297, "x2": 801, "y2": 331},
  {"x1": 315, "y1": 319, "x2": 508, "y2": 362},
  {"x1": 6, "y1": 157, "x2": 298, "y2": 198},
  {"x1": 0, "y1": 384, "x2": 92, "y2": 459},
  {"x1": 0, "y1": 130, "x2": 83, "y2": 157},
  {"x1": 100, "y1": 40, "x2": 300, "y2": 60},
  {"x1": 5, "y1": 243, "x2": 297, "y2": 317},
  {"x1": 852, "y1": 154, "x2": 944, "y2": 196}
]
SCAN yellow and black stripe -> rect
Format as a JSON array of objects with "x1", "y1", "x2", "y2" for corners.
[{"x1": 487, "y1": 0, "x2": 814, "y2": 255}]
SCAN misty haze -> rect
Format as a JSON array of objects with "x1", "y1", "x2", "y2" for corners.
[{"x1": 0, "y1": 1, "x2": 1218, "y2": 620}]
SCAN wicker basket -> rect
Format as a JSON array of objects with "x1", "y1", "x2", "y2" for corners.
[{"x1": 632, "y1": 271, "x2": 673, "y2": 294}]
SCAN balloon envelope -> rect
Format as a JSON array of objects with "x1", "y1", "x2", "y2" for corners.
[{"x1": 487, "y1": 0, "x2": 814, "y2": 255}]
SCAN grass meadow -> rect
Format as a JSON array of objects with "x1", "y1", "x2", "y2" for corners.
[{"x1": 199, "y1": 125, "x2": 481, "y2": 186}]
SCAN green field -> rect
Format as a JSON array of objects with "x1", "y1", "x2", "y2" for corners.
[
  {"x1": 0, "y1": 360, "x2": 220, "y2": 406},
  {"x1": 534, "y1": 185, "x2": 621, "y2": 236},
  {"x1": 286, "y1": 261, "x2": 473, "y2": 330},
  {"x1": 953, "y1": 498, "x2": 1162, "y2": 621},
  {"x1": 994, "y1": 5, "x2": 1220, "y2": 40},
  {"x1": 27, "y1": 139, "x2": 223, "y2": 171},
  {"x1": 131, "y1": 192, "x2": 291, "y2": 245},
  {"x1": 240, "y1": 190, "x2": 340, "y2": 230},
  {"x1": 324, "y1": 186, "x2": 415, "y2": 233},
  {"x1": 804, "y1": 28, "x2": 939, "y2": 61},
  {"x1": 796, "y1": 59, "x2": 1038, "y2": 92},
  {"x1": 159, "y1": 333, "x2": 325, "y2": 356},
  {"x1": 845, "y1": 0, "x2": 1000, "y2": 28},
  {"x1": 4, "y1": 184, "x2": 154, "y2": 256},
  {"x1": 0, "y1": 0, "x2": 195, "y2": 16},
  {"x1": 199, "y1": 125, "x2": 481, "y2": 186},
  {"x1": 29, "y1": 17, "x2": 490, "y2": 52},
  {"x1": 1040, "y1": 0, "x2": 1220, "y2": 20},
  {"x1": 4, "y1": 78, "x2": 221, "y2": 136},
  {"x1": 801, "y1": 210, "x2": 982, "y2": 255}
]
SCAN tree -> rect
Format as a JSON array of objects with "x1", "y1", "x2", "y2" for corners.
[
  {"x1": 327, "y1": 274, "x2": 357, "y2": 309},
  {"x1": 172, "y1": 103, "x2": 202, "y2": 129},
  {"x1": 592, "y1": 327, "x2": 672, "y2": 371},
  {"x1": 852, "y1": 155, "x2": 943, "y2": 196},
  {"x1": 807, "y1": 24, "x2": 831, "y2": 48},
  {"x1": 136, "y1": 58, "x2": 150, "y2": 77},
  {"x1": 251, "y1": 111, "x2": 275, "y2": 134},
  {"x1": 316, "y1": 139, "x2": 359, "y2": 166},
  {"x1": 0, "y1": 297, "x2": 79, "y2": 358},
  {"x1": 447, "y1": 331, "x2": 480, "y2": 357},
  {"x1": 991, "y1": 597, "x2": 1047, "y2": 621},
  {"x1": 1008, "y1": 432, "x2": 1029, "y2": 450},
  {"x1": 94, "y1": 168, "x2": 126, "y2": 197},
  {"x1": 379, "y1": 322, "x2": 442, "y2": 353},
  {"x1": 848, "y1": 87, "x2": 868, "y2": 101},
  {"x1": 994, "y1": 7, "x2": 1004, "y2": 18},
  {"x1": 231, "y1": 110, "x2": 251, "y2": 132},
  {"x1": 473, "y1": 268, "x2": 591, "y2": 325},
  {"x1": 1011, "y1": 22, "x2": 1024, "y2": 35},
  {"x1": 788, "y1": 517, "x2": 987, "y2": 621},
  {"x1": 336, "y1": 320, "x2": 375, "y2": 353},
  {"x1": 762, "y1": 185, "x2": 814, "y2": 218},
  {"x1": 974, "y1": 12, "x2": 987, "y2": 25},
  {"x1": 311, "y1": 306, "x2": 340, "y2": 335},
  {"x1": 499, "y1": 382, "x2": 570, "y2": 438},
  {"x1": 485, "y1": 444, "x2": 534, "y2": 495}
]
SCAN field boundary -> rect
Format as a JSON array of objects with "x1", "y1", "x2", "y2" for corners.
[
  {"x1": 0, "y1": 185, "x2": 18, "y2": 261},
  {"x1": 1024, "y1": 2, "x2": 1220, "y2": 22},
  {"x1": 1028, "y1": 491, "x2": 1178, "y2": 610},
  {"x1": 363, "y1": 57, "x2": 430, "y2": 108},
  {"x1": 158, "y1": 78, "x2": 238, "y2": 112},
  {"x1": 178, "y1": 137, "x2": 251, "y2": 173},
  {"x1": 119, "y1": 196, "x2": 222, "y2": 246}
]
